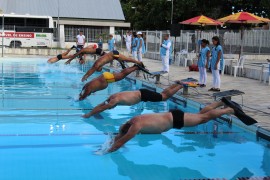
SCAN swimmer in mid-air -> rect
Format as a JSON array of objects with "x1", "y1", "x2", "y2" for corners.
[
  {"x1": 78, "y1": 65, "x2": 142, "y2": 101},
  {"x1": 108, "y1": 97, "x2": 257, "y2": 152},
  {"x1": 47, "y1": 46, "x2": 77, "y2": 64},
  {"x1": 47, "y1": 45, "x2": 96, "y2": 64},
  {"x1": 66, "y1": 50, "x2": 145, "y2": 82},
  {"x1": 65, "y1": 46, "x2": 106, "y2": 63},
  {"x1": 83, "y1": 84, "x2": 185, "y2": 118}
]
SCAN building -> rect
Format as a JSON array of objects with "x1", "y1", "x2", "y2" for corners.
[{"x1": 0, "y1": 0, "x2": 130, "y2": 47}]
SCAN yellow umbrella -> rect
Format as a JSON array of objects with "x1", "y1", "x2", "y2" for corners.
[
  {"x1": 180, "y1": 15, "x2": 222, "y2": 26},
  {"x1": 219, "y1": 12, "x2": 270, "y2": 56},
  {"x1": 218, "y1": 12, "x2": 270, "y2": 24}
]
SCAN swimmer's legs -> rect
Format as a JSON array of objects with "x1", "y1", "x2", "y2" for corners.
[
  {"x1": 161, "y1": 84, "x2": 183, "y2": 101},
  {"x1": 114, "y1": 66, "x2": 138, "y2": 81},
  {"x1": 199, "y1": 101, "x2": 224, "y2": 114}
]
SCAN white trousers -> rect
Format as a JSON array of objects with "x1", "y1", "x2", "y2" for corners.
[
  {"x1": 211, "y1": 69, "x2": 221, "y2": 88},
  {"x1": 137, "y1": 50, "x2": 143, "y2": 62},
  {"x1": 126, "y1": 42, "x2": 131, "y2": 52},
  {"x1": 161, "y1": 55, "x2": 170, "y2": 72},
  {"x1": 198, "y1": 67, "x2": 207, "y2": 85},
  {"x1": 132, "y1": 51, "x2": 137, "y2": 59}
]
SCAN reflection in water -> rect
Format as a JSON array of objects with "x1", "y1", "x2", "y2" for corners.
[
  {"x1": 110, "y1": 153, "x2": 207, "y2": 179},
  {"x1": 230, "y1": 168, "x2": 253, "y2": 180},
  {"x1": 135, "y1": 134, "x2": 196, "y2": 153}
]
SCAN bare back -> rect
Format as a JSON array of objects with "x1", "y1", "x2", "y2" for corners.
[
  {"x1": 96, "y1": 53, "x2": 114, "y2": 66},
  {"x1": 132, "y1": 112, "x2": 173, "y2": 134},
  {"x1": 111, "y1": 91, "x2": 141, "y2": 105}
]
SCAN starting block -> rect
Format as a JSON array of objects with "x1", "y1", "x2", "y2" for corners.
[
  {"x1": 180, "y1": 78, "x2": 198, "y2": 95},
  {"x1": 213, "y1": 89, "x2": 245, "y2": 105},
  {"x1": 146, "y1": 71, "x2": 168, "y2": 84}
]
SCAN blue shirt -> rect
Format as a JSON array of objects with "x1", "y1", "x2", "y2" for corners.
[
  {"x1": 160, "y1": 39, "x2": 172, "y2": 56},
  {"x1": 108, "y1": 38, "x2": 115, "y2": 51},
  {"x1": 198, "y1": 46, "x2": 210, "y2": 67},
  {"x1": 137, "y1": 37, "x2": 146, "y2": 54},
  {"x1": 98, "y1": 38, "x2": 103, "y2": 49},
  {"x1": 131, "y1": 37, "x2": 138, "y2": 52},
  {"x1": 210, "y1": 45, "x2": 224, "y2": 70}
]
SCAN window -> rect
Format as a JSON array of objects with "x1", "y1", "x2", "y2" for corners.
[{"x1": 64, "y1": 25, "x2": 109, "y2": 42}]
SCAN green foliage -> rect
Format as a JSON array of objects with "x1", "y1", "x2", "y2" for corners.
[{"x1": 120, "y1": 0, "x2": 270, "y2": 30}]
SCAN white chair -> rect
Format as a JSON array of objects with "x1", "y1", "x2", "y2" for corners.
[
  {"x1": 175, "y1": 49, "x2": 188, "y2": 67},
  {"x1": 233, "y1": 56, "x2": 246, "y2": 77}
]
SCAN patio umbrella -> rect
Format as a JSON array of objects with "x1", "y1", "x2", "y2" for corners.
[
  {"x1": 180, "y1": 15, "x2": 222, "y2": 52},
  {"x1": 180, "y1": 15, "x2": 222, "y2": 26},
  {"x1": 218, "y1": 12, "x2": 270, "y2": 56}
]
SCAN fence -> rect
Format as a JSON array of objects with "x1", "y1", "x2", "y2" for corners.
[{"x1": 115, "y1": 29, "x2": 270, "y2": 59}]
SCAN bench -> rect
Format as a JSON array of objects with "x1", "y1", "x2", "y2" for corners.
[{"x1": 213, "y1": 89, "x2": 245, "y2": 105}]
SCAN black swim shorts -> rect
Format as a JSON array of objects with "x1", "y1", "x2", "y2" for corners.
[
  {"x1": 139, "y1": 89, "x2": 163, "y2": 102},
  {"x1": 170, "y1": 109, "x2": 184, "y2": 129},
  {"x1": 96, "y1": 48, "x2": 106, "y2": 56},
  {"x1": 112, "y1": 50, "x2": 120, "y2": 59},
  {"x1": 57, "y1": 54, "x2": 62, "y2": 60}
]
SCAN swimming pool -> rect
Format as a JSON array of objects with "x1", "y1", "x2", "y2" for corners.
[{"x1": 0, "y1": 58, "x2": 269, "y2": 180}]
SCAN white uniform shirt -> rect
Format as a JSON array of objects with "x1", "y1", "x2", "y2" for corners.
[
  {"x1": 76, "y1": 35, "x2": 85, "y2": 45},
  {"x1": 126, "y1": 35, "x2": 132, "y2": 43}
]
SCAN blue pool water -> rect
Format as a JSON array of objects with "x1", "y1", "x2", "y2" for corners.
[{"x1": 0, "y1": 58, "x2": 269, "y2": 180}]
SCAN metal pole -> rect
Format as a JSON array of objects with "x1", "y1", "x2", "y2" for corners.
[
  {"x1": 86, "y1": 28, "x2": 89, "y2": 46},
  {"x1": 259, "y1": 30, "x2": 262, "y2": 55},
  {"x1": 57, "y1": 0, "x2": 60, "y2": 47},
  {"x1": 121, "y1": 29, "x2": 123, "y2": 51},
  {"x1": 13, "y1": 25, "x2": 15, "y2": 48},
  {"x1": 171, "y1": 0, "x2": 173, "y2": 24},
  {"x1": 2, "y1": 15, "x2": 4, "y2": 57}
]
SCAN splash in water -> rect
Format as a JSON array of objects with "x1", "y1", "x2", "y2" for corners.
[{"x1": 94, "y1": 133, "x2": 115, "y2": 155}]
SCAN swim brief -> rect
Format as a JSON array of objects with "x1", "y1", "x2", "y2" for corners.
[
  {"x1": 139, "y1": 89, "x2": 162, "y2": 102},
  {"x1": 96, "y1": 48, "x2": 106, "y2": 56},
  {"x1": 112, "y1": 50, "x2": 120, "y2": 59},
  {"x1": 103, "y1": 72, "x2": 115, "y2": 83},
  {"x1": 170, "y1": 109, "x2": 185, "y2": 129},
  {"x1": 57, "y1": 54, "x2": 62, "y2": 60}
]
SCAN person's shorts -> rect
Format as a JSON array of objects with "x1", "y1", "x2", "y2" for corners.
[
  {"x1": 139, "y1": 89, "x2": 162, "y2": 102},
  {"x1": 112, "y1": 50, "x2": 120, "y2": 60},
  {"x1": 57, "y1": 54, "x2": 62, "y2": 60},
  {"x1": 96, "y1": 48, "x2": 106, "y2": 56},
  {"x1": 77, "y1": 45, "x2": 84, "y2": 52},
  {"x1": 103, "y1": 72, "x2": 115, "y2": 83},
  {"x1": 170, "y1": 109, "x2": 184, "y2": 129}
]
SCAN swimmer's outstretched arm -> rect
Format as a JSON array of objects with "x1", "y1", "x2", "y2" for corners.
[
  {"x1": 108, "y1": 124, "x2": 140, "y2": 152},
  {"x1": 82, "y1": 99, "x2": 118, "y2": 118},
  {"x1": 65, "y1": 48, "x2": 94, "y2": 64}
]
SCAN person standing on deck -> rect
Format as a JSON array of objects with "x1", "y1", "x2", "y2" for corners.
[
  {"x1": 125, "y1": 31, "x2": 132, "y2": 55},
  {"x1": 108, "y1": 34, "x2": 116, "y2": 67},
  {"x1": 208, "y1": 36, "x2": 224, "y2": 92},
  {"x1": 160, "y1": 34, "x2": 172, "y2": 73},
  {"x1": 131, "y1": 32, "x2": 138, "y2": 60},
  {"x1": 76, "y1": 30, "x2": 86, "y2": 59},
  {"x1": 97, "y1": 35, "x2": 103, "y2": 49},
  {"x1": 136, "y1": 32, "x2": 145, "y2": 62},
  {"x1": 198, "y1": 39, "x2": 210, "y2": 87}
]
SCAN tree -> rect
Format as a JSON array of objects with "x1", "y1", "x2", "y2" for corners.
[{"x1": 120, "y1": 0, "x2": 270, "y2": 30}]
